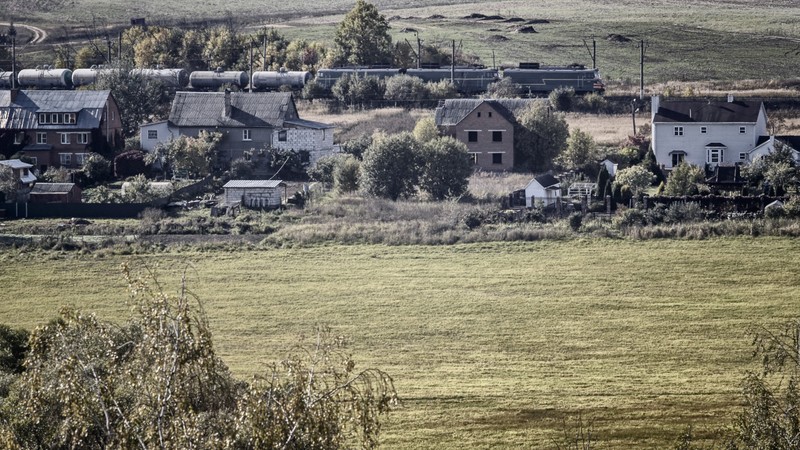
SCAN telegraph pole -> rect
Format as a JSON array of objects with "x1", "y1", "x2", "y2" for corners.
[
  {"x1": 9, "y1": 23, "x2": 16, "y2": 89},
  {"x1": 416, "y1": 33, "x2": 422, "y2": 69},
  {"x1": 638, "y1": 40, "x2": 647, "y2": 100},
  {"x1": 583, "y1": 38, "x2": 597, "y2": 69}
]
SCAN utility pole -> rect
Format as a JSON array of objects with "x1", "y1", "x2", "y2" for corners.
[
  {"x1": 105, "y1": 34, "x2": 112, "y2": 64},
  {"x1": 249, "y1": 41, "x2": 253, "y2": 93},
  {"x1": 638, "y1": 39, "x2": 647, "y2": 100},
  {"x1": 416, "y1": 33, "x2": 422, "y2": 69},
  {"x1": 631, "y1": 99, "x2": 638, "y2": 135},
  {"x1": 9, "y1": 23, "x2": 16, "y2": 89},
  {"x1": 451, "y1": 40, "x2": 455, "y2": 84},
  {"x1": 583, "y1": 38, "x2": 597, "y2": 69}
]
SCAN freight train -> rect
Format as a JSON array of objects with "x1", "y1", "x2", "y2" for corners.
[{"x1": 0, "y1": 63, "x2": 605, "y2": 96}]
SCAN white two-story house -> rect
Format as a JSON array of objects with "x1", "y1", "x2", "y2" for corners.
[{"x1": 651, "y1": 95, "x2": 768, "y2": 173}]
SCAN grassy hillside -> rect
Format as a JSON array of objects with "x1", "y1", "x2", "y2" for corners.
[{"x1": 3, "y1": 238, "x2": 800, "y2": 447}]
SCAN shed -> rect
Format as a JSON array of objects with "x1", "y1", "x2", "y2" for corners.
[
  {"x1": 29, "y1": 183, "x2": 82, "y2": 203},
  {"x1": 599, "y1": 158, "x2": 618, "y2": 177},
  {"x1": 222, "y1": 180, "x2": 287, "y2": 209},
  {"x1": 524, "y1": 174, "x2": 561, "y2": 208}
]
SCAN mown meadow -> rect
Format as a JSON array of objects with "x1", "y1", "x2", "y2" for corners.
[{"x1": 2, "y1": 238, "x2": 800, "y2": 448}]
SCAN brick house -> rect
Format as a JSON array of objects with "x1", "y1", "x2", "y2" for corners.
[
  {"x1": 0, "y1": 90, "x2": 122, "y2": 174},
  {"x1": 434, "y1": 99, "x2": 535, "y2": 171},
  {"x1": 140, "y1": 91, "x2": 336, "y2": 167}
]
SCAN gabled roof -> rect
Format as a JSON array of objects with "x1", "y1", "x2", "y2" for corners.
[
  {"x1": 434, "y1": 98, "x2": 536, "y2": 126},
  {"x1": 31, "y1": 183, "x2": 77, "y2": 193},
  {"x1": 223, "y1": 180, "x2": 286, "y2": 189},
  {"x1": 534, "y1": 174, "x2": 560, "y2": 189},
  {"x1": 0, "y1": 90, "x2": 112, "y2": 130},
  {"x1": 653, "y1": 99, "x2": 763, "y2": 123},
  {"x1": 0, "y1": 159, "x2": 33, "y2": 170},
  {"x1": 169, "y1": 92, "x2": 296, "y2": 128}
]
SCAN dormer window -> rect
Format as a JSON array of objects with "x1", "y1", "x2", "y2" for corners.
[
  {"x1": 39, "y1": 113, "x2": 48, "y2": 124},
  {"x1": 700, "y1": 126, "x2": 707, "y2": 134}
]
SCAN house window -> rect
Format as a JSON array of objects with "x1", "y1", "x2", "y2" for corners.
[
  {"x1": 148, "y1": 130, "x2": 158, "y2": 140},
  {"x1": 75, "y1": 153, "x2": 90, "y2": 165},
  {"x1": 491, "y1": 153, "x2": 503, "y2": 165},
  {"x1": 469, "y1": 153, "x2": 478, "y2": 164},
  {"x1": 468, "y1": 131, "x2": 478, "y2": 142},
  {"x1": 488, "y1": 112, "x2": 492, "y2": 118},
  {"x1": 492, "y1": 131, "x2": 502, "y2": 142},
  {"x1": 243, "y1": 129, "x2": 252, "y2": 141},
  {"x1": 51, "y1": 113, "x2": 59, "y2": 124},
  {"x1": 63, "y1": 113, "x2": 71, "y2": 124},
  {"x1": 477, "y1": 112, "x2": 481, "y2": 118},
  {"x1": 14, "y1": 133, "x2": 23, "y2": 144},
  {"x1": 36, "y1": 132, "x2": 47, "y2": 144},
  {"x1": 38, "y1": 113, "x2": 48, "y2": 124},
  {"x1": 700, "y1": 126, "x2": 707, "y2": 134},
  {"x1": 739, "y1": 126, "x2": 746, "y2": 134},
  {"x1": 739, "y1": 152, "x2": 747, "y2": 161},
  {"x1": 707, "y1": 148, "x2": 724, "y2": 164},
  {"x1": 68, "y1": 113, "x2": 76, "y2": 124},
  {"x1": 278, "y1": 130, "x2": 287, "y2": 142},
  {"x1": 674, "y1": 126, "x2": 684, "y2": 136},
  {"x1": 670, "y1": 152, "x2": 685, "y2": 167},
  {"x1": 78, "y1": 133, "x2": 89, "y2": 144},
  {"x1": 61, "y1": 133, "x2": 70, "y2": 145},
  {"x1": 59, "y1": 153, "x2": 72, "y2": 166}
]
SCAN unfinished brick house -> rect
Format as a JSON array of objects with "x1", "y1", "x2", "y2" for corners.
[{"x1": 434, "y1": 99, "x2": 535, "y2": 171}]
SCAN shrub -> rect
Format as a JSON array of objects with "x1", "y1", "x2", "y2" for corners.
[
  {"x1": 568, "y1": 212, "x2": 583, "y2": 231},
  {"x1": 418, "y1": 137, "x2": 472, "y2": 200},
  {"x1": 549, "y1": 87, "x2": 575, "y2": 112},
  {"x1": 333, "y1": 155, "x2": 361, "y2": 194},
  {"x1": 114, "y1": 150, "x2": 148, "y2": 178}
]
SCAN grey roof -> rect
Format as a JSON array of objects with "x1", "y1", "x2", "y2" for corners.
[
  {"x1": 223, "y1": 180, "x2": 286, "y2": 189},
  {"x1": 653, "y1": 99, "x2": 763, "y2": 123},
  {"x1": 284, "y1": 118, "x2": 333, "y2": 130},
  {"x1": 0, "y1": 159, "x2": 33, "y2": 169},
  {"x1": 169, "y1": 92, "x2": 296, "y2": 128},
  {"x1": 534, "y1": 174, "x2": 560, "y2": 189},
  {"x1": 776, "y1": 136, "x2": 800, "y2": 150},
  {"x1": 434, "y1": 98, "x2": 537, "y2": 126},
  {"x1": 31, "y1": 183, "x2": 77, "y2": 193},
  {"x1": 0, "y1": 90, "x2": 112, "y2": 130}
]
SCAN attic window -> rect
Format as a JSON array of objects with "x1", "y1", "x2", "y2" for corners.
[
  {"x1": 488, "y1": 112, "x2": 493, "y2": 118},
  {"x1": 477, "y1": 112, "x2": 481, "y2": 118},
  {"x1": 700, "y1": 126, "x2": 707, "y2": 134},
  {"x1": 739, "y1": 126, "x2": 746, "y2": 134}
]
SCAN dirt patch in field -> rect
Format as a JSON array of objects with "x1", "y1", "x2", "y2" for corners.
[
  {"x1": 481, "y1": 15, "x2": 506, "y2": 21},
  {"x1": 503, "y1": 17, "x2": 525, "y2": 23},
  {"x1": 486, "y1": 28, "x2": 502, "y2": 32},
  {"x1": 427, "y1": 14, "x2": 445, "y2": 20},
  {"x1": 527, "y1": 19, "x2": 550, "y2": 24},
  {"x1": 607, "y1": 34, "x2": 631, "y2": 43},
  {"x1": 401, "y1": 27, "x2": 418, "y2": 33},
  {"x1": 516, "y1": 26, "x2": 537, "y2": 34},
  {"x1": 486, "y1": 34, "x2": 509, "y2": 42},
  {"x1": 463, "y1": 13, "x2": 486, "y2": 19}
]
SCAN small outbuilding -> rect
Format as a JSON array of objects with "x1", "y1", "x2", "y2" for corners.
[
  {"x1": 524, "y1": 174, "x2": 562, "y2": 208},
  {"x1": 222, "y1": 180, "x2": 287, "y2": 209},
  {"x1": 29, "y1": 183, "x2": 82, "y2": 203}
]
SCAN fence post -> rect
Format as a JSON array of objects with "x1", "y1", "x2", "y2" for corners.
[{"x1": 606, "y1": 195, "x2": 611, "y2": 214}]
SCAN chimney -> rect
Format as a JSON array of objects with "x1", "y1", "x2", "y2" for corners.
[
  {"x1": 689, "y1": 109, "x2": 692, "y2": 119},
  {"x1": 727, "y1": 93, "x2": 734, "y2": 103},
  {"x1": 651, "y1": 95, "x2": 660, "y2": 121},
  {"x1": 223, "y1": 88, "x2": 231, "y2": 117}
]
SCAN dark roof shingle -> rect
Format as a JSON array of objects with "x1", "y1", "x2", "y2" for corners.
[
  {"x1": 169, "y1": 92, "x2": 296, "y2": 128},
  {"x1": 435, "y1": 98, "x2": 537, "y2": 126},
  {"x1": 653, "y1": 99, "x2": 763, "y2": 123}
]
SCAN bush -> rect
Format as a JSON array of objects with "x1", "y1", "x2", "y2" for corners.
[
  {"x1": 114, "y1": 150, "x2": 148, "y2": 178},
  {"x1": 568, "y1": 212, "x2": 583, "y2": 231},
  {"x1": 333, "y1": 155, "x2": 361, "y2": 194},
  {"x1": 549, "y1": 87, "x2": 575, "y2": 112}
]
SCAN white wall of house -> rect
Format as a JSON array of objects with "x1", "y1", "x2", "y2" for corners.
[
  {"x1": 525, "y1": 182, "x2": 561, "y2": 207},
  {"x1": 653, "y1": 120, "x2": 767, "y2": 170},
  {"x1": 748, "y1": 137, "x2": 800, "y2": 164},
  {"x1": 272, "y1": 127, "x2": 336, "y2": 164},
  {"x1": 223, "y1": 187, "x2": 282, "y2": 208},
  {"x1": 140, "y1": 122, "x2": 176, "y2": 152}
]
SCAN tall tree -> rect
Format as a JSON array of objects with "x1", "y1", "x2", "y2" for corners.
[
  {"x1": 514, "y1": 101, "x2": 569, "y2": 172},
  {"x1": 94, "y1": 63, "x2": 169, "y2": 139},
  {"x1": 360, "y1": 132, "x2": 420, "y2": 200},
  {"x1": 334, "y1": 0, "x2": 393, "y2": 66},
  {"x1": 557, "y1": 128, "x2": 600, "y2": 171},
  {"x1": 419, "y1": 137, "x2": 473, "y2": 200}
]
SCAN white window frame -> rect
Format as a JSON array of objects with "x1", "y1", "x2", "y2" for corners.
[
  {"x1": 674, "y1": 126, "x2": 684, "y2": 136},
  {"x1": 61, "y1": 133, "x2": 70, "y2": 145},
  {"x1": 243, "y1": 129, "x2": 252, "y2": 141},
  {"x1": 147, "y1": 129, "x2": 158, "y2": 140},
  {"x1": 700, "y1": 126, "x2": 707, "y2": 134},
  {"x1": 59, "y1": 153, "x2": 72, "y2": 166},
  {"x1": 707, "y1": 148, "x2": 724, "y2": 164},
  {"x1": 36, "y1": 132, "x2": 47, "y2": 144},
  {"x1": 739, "y1": 152, "x2": 748, "y2": 161},
  {"x1": 670, "y1": 151, "x2": 685, "y2": 168},
  {"x1": 739, "y1": 126, "x2": 746, "y2": 134},
  {"x1": 75, "y1": 153, "x2": 90, "y2": 165},
  {"x1": 14, "y1": 132, "x2": 23, "y2": 144},
  {"x1": 51, "y1": 113, "x2": 60, "y2": 124},
  {"x1": 78, "y1": 133, "x2": 89, "y2": 144},
  {"x1": 38, "y1": 113, "x2": 49, "y2": 124}
]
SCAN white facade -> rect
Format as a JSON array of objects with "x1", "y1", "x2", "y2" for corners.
[
  {"x1": 222, "y1": 180, "x2": 286, "y2": 209},
  {"x1": 748, "y1": 136, "x2": 800, "y2": 164},
  {"x1": 524, "y1": 176, "x2": 561, "y2": 207},
  {"x1": 139, "y1": 121, "x2": 177, "y2": 152},
  {"x1": 651, "y1": 96, "x2": 768, "y2": 171}
]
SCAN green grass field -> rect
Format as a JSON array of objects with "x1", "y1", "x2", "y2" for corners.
[{"x1": 3, "y1": 238, "x2": 800, "y2": 447}]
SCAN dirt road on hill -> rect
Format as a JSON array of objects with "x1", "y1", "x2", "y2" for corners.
[{"x1": 0, "y1": 22, "x2": 47, "y2": 45}]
